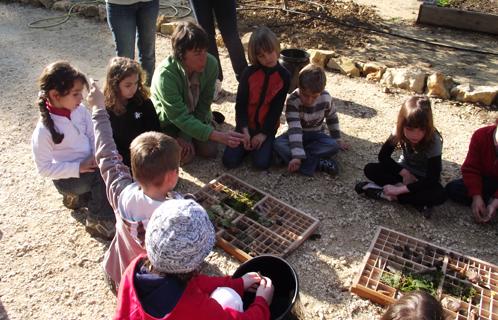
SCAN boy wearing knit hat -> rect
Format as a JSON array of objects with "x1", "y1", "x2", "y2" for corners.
[
  {"x1": 88, "y1": 82, "x2": 183, "y2": 290},
  {"x1": 114, "y1": 199, "x2": 274, "y2": 320}
]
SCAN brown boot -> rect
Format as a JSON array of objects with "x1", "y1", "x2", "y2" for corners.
[{"x1": 85, "y1": 216, "x2": 115, "y2": 240}]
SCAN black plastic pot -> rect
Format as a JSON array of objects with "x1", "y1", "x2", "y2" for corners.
[
  {"x1": 279, "y1": 49, "x2": 310, "y2": 93},
  {"x1": 232, "y1": 255, "x2": 304, "y2": 320}
]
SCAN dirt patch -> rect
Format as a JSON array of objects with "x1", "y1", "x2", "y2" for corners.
[
  {"x1": 237, "y1": 0, "x2": 382, "y2": 51},
  {"x1": 444, "y1": 0, "x2": 498, "y2": 14}
]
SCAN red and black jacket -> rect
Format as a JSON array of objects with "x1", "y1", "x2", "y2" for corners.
[{"x1": 235, "y1": 63, "x2": 290, "y2": 136}]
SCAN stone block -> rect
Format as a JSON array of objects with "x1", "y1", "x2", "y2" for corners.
[
  {"x1": 451, "y1": 84, "x2": 498, "y2": 106},
  {"x1": 327, "y1": 57, "x2": 360, "y2": 77},
  {"x1": 160, "y1": 22, "x2": 178, "y2": 35},
  {"x1": 307, "y1": 49, "x2": 335, "y2": 68},
  {"x1": 426, "y1": 72, "x2": 452, "y2": 99},
  {"x1": 380, "y1": 68, "x2": 427, "y2": 93}
]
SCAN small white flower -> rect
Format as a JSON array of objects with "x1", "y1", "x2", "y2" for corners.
[{"x1": 134, "y1": 112, "x2": 142, "y2": 119}]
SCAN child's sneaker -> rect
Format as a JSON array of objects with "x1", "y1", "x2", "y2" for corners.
[
  {"x1": 318, "y1": 159, "x2": 339, "y2": 176},
  {"x1": 85, "y1": 216, "x2": 115, "y2": 240}
]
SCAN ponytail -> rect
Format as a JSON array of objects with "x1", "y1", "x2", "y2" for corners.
[{"x1": 38, "y1": 95, "x2": 64, "y2": 144}]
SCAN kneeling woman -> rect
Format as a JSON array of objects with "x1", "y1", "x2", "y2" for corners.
[{"x1": 151, "y1": 22, "x2": 243, "y2": 164}]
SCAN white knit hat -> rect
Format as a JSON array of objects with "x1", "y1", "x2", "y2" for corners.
[{"x1": 145, "y1": 199, "x2": 216, "y2": 274}]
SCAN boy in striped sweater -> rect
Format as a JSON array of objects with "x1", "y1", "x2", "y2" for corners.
[{"x1": 273, "y1": 64, "x2": 349, "y2": 176}]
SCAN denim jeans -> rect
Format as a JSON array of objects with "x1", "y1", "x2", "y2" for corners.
[
  {"x1": 222, "y1": 134, "x2": 275, "y2": 170},
  {"x1": 106, "y1": 0, "x2": 159, "y2": 85},
  {"x1": 273, "y1": 131, "x2": 339, "y2": 176},
  {"x1": 53, "y1": 171, "x2": 114, "y2": 220},
  {"x1": 190, "y1": 0, "x2": 247, "y2": 81}
]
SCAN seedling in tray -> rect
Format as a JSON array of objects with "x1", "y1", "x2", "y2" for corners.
[
  {"x1": 351, "y1": 227, "x2": 498, "y2": 319},
  {"x1": 193, "y1": 174, "x2": 319, "y2": 262}
]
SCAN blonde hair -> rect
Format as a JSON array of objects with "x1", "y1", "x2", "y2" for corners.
[
  {"x1": 298, "y1": 64, "x2": 326, "y2": 93},
  {"x1": 393, "y1": 96, "x2": 436, "y2": 151},
  {"x1": 130, "y1": 132, "x2": 180, "y2": 187},
  {"x1": 104, "y1": 57, "x2": 149, "y2": 116},
  {"x1": 247, "y1": 26, "x2": 280, "y2": 66}
]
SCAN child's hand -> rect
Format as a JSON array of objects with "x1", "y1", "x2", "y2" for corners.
[
  {"x1": 338, "y1": 139, "x2": 350, "y2": 151},
  {"x1": 251, "y1": 133, "x2": 267, "y2": 150},
  {"x1": 288, "y1": 158, "x2": 301, "y2": 172},
  {"x1": 485, "y1": 198, "x2": 498, "y2": 223},
  {"x1": 471, "y1": 195, "x2": 487, "y2": 223},
  {"x1": 242, "y1": 128, "x2": 252, "y2": 151},
  {"x1": 399, "y1": 169, "x2": 418, "y2": 185},
  {"x1": 242, "y1": 272, "x2": 261, "y2": 292},
  {"x1": 87, "y1": 79, "x2": 105, "y2": 111},
  {"x1": 255, "y1": 276, "x2": 274, "y2": 305},
  {"x1": 79, "y1": 156, "x2": 97, "y2": 173}
]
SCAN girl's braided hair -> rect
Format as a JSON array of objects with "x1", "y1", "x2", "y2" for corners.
[{"x1": 37, "y1": 61, "x2": 88, "y2": 144}]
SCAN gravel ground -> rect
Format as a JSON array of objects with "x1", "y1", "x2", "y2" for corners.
[{"x1": 0, "y1": 3, "x2": 497, "y2": 320}]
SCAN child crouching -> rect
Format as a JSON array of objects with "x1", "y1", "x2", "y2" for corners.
[
  {"x1": 273, "y1": 64, "x2": 348, "y2": 176},
  {"x1": 114, "y1": 199, "x2": 274, "y2": 320}
]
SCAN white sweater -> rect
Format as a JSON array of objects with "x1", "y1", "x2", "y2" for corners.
[{"x1": 31, "y1": 105, "x2": 95, "y2": 180}]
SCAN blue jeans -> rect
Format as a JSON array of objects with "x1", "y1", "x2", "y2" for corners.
[
  {"x1": 222, "y1": 135, "x2": 275, "y2": 170},
  {"x1": 190, "y1": 0, "x2": 247, "y2": 81},
  {"x1": 53, "y1": 171, "x2": 114, "y2": 220},
  {"x1": 106, "y1": 0, "x2": 159, "y2": 85},
  {"x1": 273, "y1": 131, "x2": 339, "y2": 176}
]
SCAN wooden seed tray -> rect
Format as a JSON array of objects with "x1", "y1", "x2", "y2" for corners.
[
  {"x1": 194, "y1": 173, "x2": 319, "y2": 262},
  {"x1": 351, "y1": 227, "x2": 498, "y2": 319}
]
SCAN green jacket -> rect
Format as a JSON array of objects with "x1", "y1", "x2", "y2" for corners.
[{"x1": 150, "y1": 54, "x2": 218, "y2": 142}]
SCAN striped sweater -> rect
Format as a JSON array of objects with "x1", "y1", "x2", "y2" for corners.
[{"x1": 285, "y1": 89, "x2": 341, "y2": 159}]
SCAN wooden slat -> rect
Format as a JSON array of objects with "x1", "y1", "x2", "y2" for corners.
[{"x1": 417, "y1": 4, "x2": 498, "y2": 35}]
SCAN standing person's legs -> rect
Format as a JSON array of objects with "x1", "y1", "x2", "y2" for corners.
[
  {"x1": 190, "y1": 0, "x2": 222, "y2": 80},
  {"x1": 136, "y1": 0, "x2": 159, "y2": 85},
  {"x1": 212, "y1": 0, "x2": 248, "y2": 81},
  {"x1": 106, "y1": 3, "x2": 137, "y2": 59},
  {"x1": 299, "y1": 132, "x2": 339, "y2": 176},
  {"x1": 251, "y1": 135, "x2": 275, "y2": 170}
]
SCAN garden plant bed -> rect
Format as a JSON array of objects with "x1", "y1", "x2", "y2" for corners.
[
  {"x1": 351, "y1": 227, "x2": 498, "y2": 319},
  {"x1": 417, "y1": 3, "x2": 498, "y2": 35},
  {"x1": 193, "y1": 173, "x2": 319, "y2": 262}
]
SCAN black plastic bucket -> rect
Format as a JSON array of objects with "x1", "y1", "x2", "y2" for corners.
[
  {"x1": 279, "y1": 49, "x2": 310, "y2": 93},
  {"x1": 232, "y1": 255, "x2": 304, "y2": 320}
]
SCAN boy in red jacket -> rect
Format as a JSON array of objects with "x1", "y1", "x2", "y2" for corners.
[{"x1": 114, "y1": 199, "x2": 274, "y2": 320}]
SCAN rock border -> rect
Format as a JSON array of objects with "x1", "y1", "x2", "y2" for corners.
[{"x1": 9, "y1": 0, "x2": 497, "y2": 107}]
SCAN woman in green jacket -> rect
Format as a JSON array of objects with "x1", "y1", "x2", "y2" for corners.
[{"x1": 151, "y1": 22, "x2": 244, "y2": 164}]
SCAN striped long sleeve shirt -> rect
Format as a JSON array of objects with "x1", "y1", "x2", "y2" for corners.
[{"x1": 286, "y1": 89, "x2": 341, "y2": 159}]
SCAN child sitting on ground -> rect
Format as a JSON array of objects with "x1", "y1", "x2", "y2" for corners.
[
  {"x1": 273, "y1": 64, "x2": 348, "y2": 176},
  {"x1": 114, "y1": 199, "x2": 274, "y2": 319},
  {"x1": 104, "y1": 57, "x2": 161, "y2": 167},
  {"x1": 355, "y1": 96, "x2": 447, "y2": 218},
  {"x1": 88, "y1": 80, "x2": 182, "y2": 289},
  {"x1": 381, "y1": 290, "x2": 443, "y2": 320},
  {"x1": 222, "y1": 26, "x2": 290, "y2": 170},
  {"x1": 446, "y1": 121, "x2": 498, "y2": 224},
  {"x1": 31, "y1": 61, "x2": 115, "y2": 240}
]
